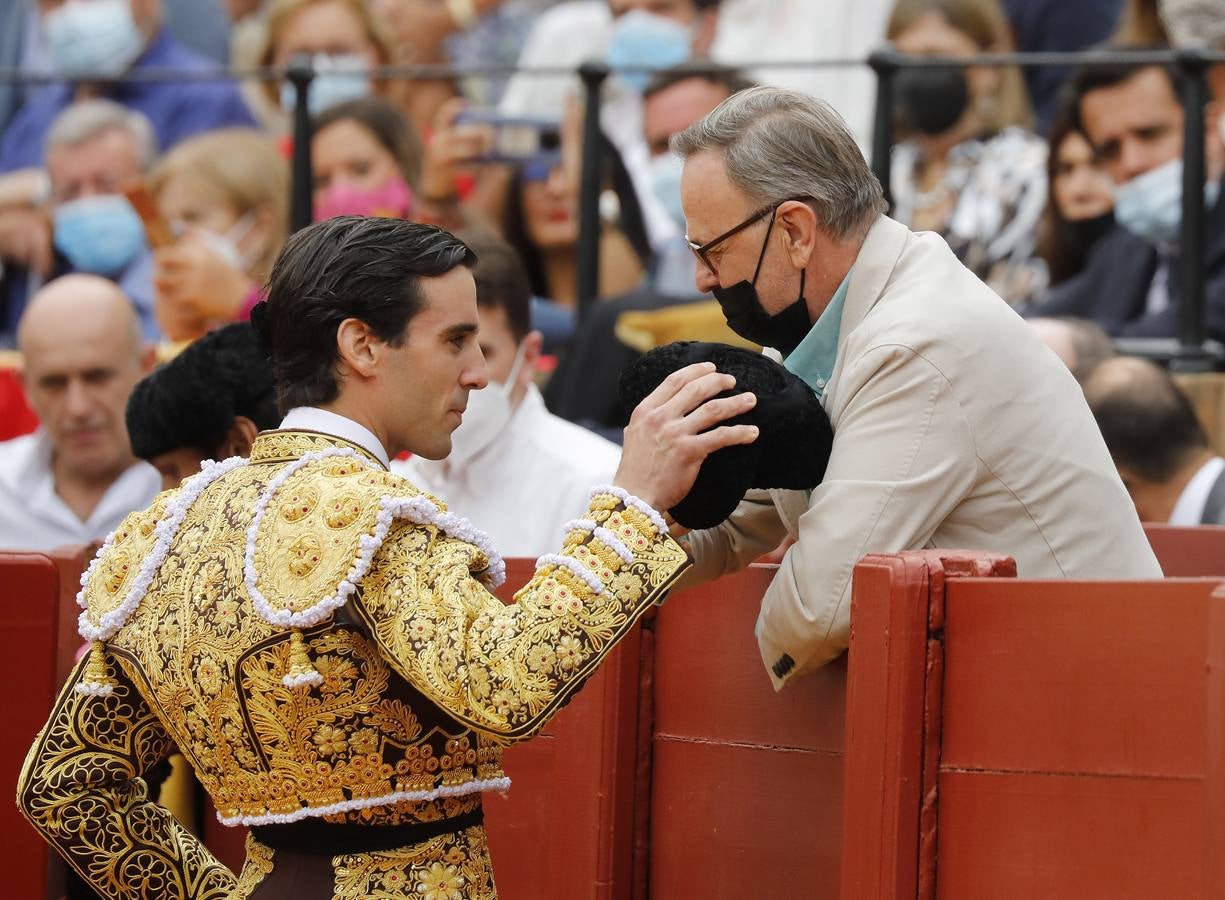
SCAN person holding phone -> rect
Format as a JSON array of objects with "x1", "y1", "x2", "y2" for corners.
[{"x1": 149, "y1": 128, "x2": 289, "y2": 342}]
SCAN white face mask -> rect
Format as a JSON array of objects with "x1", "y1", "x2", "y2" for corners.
[
  {"x1": 648, "y1": 151, "x2": 685, "y2": 230},
  {"x1": 174, "y1": 213, "x2": 257, "y2": 272},
  {"x1": 44, "y1": 0, "x2": 144, "y2": 78},
  {"x1": 1113, "y1": 158, "x2": 1221, "y2": 246},
  {"x1": 445, "y1": 341, "x2": 528, "y2": 470}
]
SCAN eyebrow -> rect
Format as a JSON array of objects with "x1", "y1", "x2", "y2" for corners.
[{"x1": 441, "y1": 322, "x2": 479, "y2": 341}]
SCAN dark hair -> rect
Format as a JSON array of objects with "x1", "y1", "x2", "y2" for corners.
[
  {"x1": 501, "y1": 132, "x2": 650, "y2": 300},
  {"x1": 457, "y1": 228, "x2": 533, "y2": 343},
  {"x1": 126, "y1": 323, "x2": 279, "y2": 460},
  {"x1": 264, "y1": 216, "x2": 476, "y2": 412},
  {"x1": 312, "y1": 96, "x2": 424, "y2": 187},
  {"x1": 642, "y1": 60, "x2": 756, "y2": 102},
  {"x1": 1067, "y1": 48, "x2": 1180, "y2": 136},
  {"x1": 1038, "y1": 100, "x2": 1099, "y2": 285},
  {"x1": 1084, "y1": 358, "x2": 1209, "y2": 482}
]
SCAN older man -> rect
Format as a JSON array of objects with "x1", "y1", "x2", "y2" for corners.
[
  {"x1": 0, "y1": 99, "x2": 160, "y2": 341},
  {"x1": 673, "y1": 86, "x2": 1162, "y2": 689},
  {"x1": 0, "y1": 274, "x2": 158, "y2": 551}
]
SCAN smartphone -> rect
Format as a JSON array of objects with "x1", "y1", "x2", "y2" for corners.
[{"x1": 453, "y1": 111, "x2": 562, "y2": 164}]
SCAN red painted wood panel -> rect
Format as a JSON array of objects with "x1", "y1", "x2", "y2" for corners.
[
  {"x1": 649, "y1": 739, "x2": 844, "y2": 898},
  {"x1": 1, "y1": 553, "x2": 61, "y2": 900},
  {"x1": 936, "y1": 576, "x2": 1225, "y2": 900},
  {"x1": 1144, "y1": 523, "x2": 1225, "y2": 577},
  {"x1": 941, "y1": 579, "x2": 1219, "y2": 776},
  {"x1": 650, "y1": 564, "x2": 844, "y2": 899},
  {"x1": 937, "y1": 772, "x2": 1207, "y2": 900},
  {"x1": 657, "y1": 565, "x2": 844, "y2": 751},
  {"x1": 484, "y1": 558, "x2": 643, "y2": 900}
]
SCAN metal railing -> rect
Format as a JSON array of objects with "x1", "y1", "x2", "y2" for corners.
[{"x1": 4, "y1": 46, "x2": 1225, "y2": 368}]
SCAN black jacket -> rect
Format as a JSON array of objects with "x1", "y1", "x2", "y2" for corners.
[{"x1": 1031, "y1": 185, "x2": 1225, "y2": 342}]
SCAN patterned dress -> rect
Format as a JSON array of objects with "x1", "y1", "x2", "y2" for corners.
[
  {"x1": 17, "y1": 428, "x2": 688, "y2": 898},
  {"x1": 891, "y1": 127, "x2": 1050, "y2": 307}
]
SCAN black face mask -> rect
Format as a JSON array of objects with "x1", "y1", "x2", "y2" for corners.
[
  {"x1": 711, "y1": 210, "x2": 811, "y2": 355},
  {"x1": 895, "y1": 66, "x2": 971, "y2": 136},
  {"x1": 1058, "y1": 210, "x2": 1116, "y2": 262}
]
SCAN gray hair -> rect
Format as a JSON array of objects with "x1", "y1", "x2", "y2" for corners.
[
  {"x1": 44, "y1": 99, "x2": 157, "y2": 170},
  {"x1": 672, "y1": 86, "x2": 886, "y2": 240}
]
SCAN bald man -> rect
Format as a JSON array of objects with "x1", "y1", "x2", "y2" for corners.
[
  {"x1": 0, "y1": 275, "x2": 159, "y2": 550},
  {"x1": 1027, "y1": 317, "x2": 1116, "y2": 383},
  {"x1": 1083, "y1": 356, "x2": 1225, "y2": 524}
]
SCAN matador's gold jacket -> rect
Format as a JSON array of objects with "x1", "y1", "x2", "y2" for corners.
[{"x1": 17, "y1": 429, "x2": 689, "y2": 898}]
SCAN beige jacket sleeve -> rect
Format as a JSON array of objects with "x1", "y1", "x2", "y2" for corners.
[
  {"x1": 678, "y1": 489, "x2": 791, "y2": 589},
  {"x1": 759, "y1": 342, "x2": 979, "y2": 688}
]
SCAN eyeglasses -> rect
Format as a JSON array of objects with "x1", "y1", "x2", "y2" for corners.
[{"x1": 685, "y1": 196, "x2": 811, "y2": 277}]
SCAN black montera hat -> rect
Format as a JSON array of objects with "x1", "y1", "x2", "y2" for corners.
[
  {"x1": 618, "y1": 341, "x2": 834, "y2": 530},
  {"x1": 126, "y1": 323, "x2": 279, "y2": 461}
]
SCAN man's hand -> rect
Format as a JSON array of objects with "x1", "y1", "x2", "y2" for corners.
[
  {"x1": 614, "y1": 362, "x2": 758, "y2": 513},
  {"x1": 153, "y1": 236, "x2": 252, "y2": 341},
  {"x1": 0, "y1": 206, "x2": 52, "y2": 275}
]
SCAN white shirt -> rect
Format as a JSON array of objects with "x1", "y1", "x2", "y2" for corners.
[
  {"x1": 1169, "y1": 455, "x2": 1225, "y2": 525},
  {"x1": 394, "y1": 386, "x2": 622, "y2": 556},
  {"x1": 0, "y1": 430, "x2": 160, "y2": 552},
  {"x1": 280, "y1": 407, "x2": 391, "y2": 468}
]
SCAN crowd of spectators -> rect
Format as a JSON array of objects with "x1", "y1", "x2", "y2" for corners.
[{"x1": 4, "y1": 0, "x2": 1225, "y2": 561}]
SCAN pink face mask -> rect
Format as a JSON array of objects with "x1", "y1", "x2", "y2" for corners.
[{"x1": 315, "y1": 175, "x2": 414, "y2": 221}]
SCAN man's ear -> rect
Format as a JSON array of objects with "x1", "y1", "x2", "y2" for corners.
[
  {"x1": 334, "y1": 317, "x2": 379, "y2": 379},
  {"x1": 518, "y1": 330, "x2": 543, "y2": 391},
  {"x1": 778, "y1": 200, "x2": 817, "y2": 271},
  {"x1": 217, "y1": 415, "x2": 260, "y2": 459}
]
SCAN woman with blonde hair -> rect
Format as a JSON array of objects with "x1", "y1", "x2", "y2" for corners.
[
  {"x1": 250, "y1": 0, "x2": 399, "y2": 131},
  {"x1": 887, "y1": 0, "x2": 1049, "y2": 305},
  {"x1": 150, "y1": 128, "x2": 289, "y2": 341},
  {"x1": 252, "y1": 0, "x2": 461, "y2": 138}
]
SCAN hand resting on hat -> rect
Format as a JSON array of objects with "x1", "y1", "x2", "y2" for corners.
[
  {"x1": 619, "y1": 342, "x2": 834, "y2": 530},
  {"x1": 612, "y1": 361, "x2": 760, "y2": 513}
]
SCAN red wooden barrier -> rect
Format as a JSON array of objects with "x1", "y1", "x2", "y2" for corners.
[
  {"x1": 1, "y1": 553, "x2": 62, "y2": 900},
  {"x1": 650, "y1": 565, "x2": 846, "y2": 899},
  {"x1": 484, "y1": 558, "x2": 644, "y2": 900},
  {"x1": 1144, "y1": 522, "x2": 1225, "y2": 576},
  {"x1": 936, "y1": 576, "x2": 1225, "y2": 899}
]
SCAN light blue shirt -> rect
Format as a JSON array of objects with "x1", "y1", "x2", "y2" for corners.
[{"x1": 782, "y1": 271, "x2": 852, "y2": 398}]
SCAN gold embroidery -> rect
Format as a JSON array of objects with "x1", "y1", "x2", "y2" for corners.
[
  {"x1": 20, "y1": 431, "x2": 689, "y2": 896},
  {"x1": 17, "y1": 656, "x2": 237, "y2": 898},
  {"x1": 331, "y1": 826, "x2": 496, "y2": 899},
  {"x1": 235, "y1": 834, "x2": 275, "y2": 898}
]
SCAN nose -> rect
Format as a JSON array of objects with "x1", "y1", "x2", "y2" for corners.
[
  {"x1": 1116, "y1": 138, "x2": 1154, "y2": 184},
  {"x1": 694, "y1": 258, "x2": 719, "y2": 294},
  {"x1": 63, "y1": 378, "x2": 94, "y2": 419},
  {"x1": 463, "y1": 351, "x2": 489, "y2": 391}
]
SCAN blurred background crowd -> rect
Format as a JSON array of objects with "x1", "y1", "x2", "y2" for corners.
[{"x1": 5, "y1": 0, "x2": 1225, "y2": 568}]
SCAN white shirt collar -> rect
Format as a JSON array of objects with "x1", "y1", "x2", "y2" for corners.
[
  {"x1": 279, "y1": 407, "x2": 391, "y2": 468},
  {"x1": 1169, "y1": 455, "x2": 1225, "y2": 525}
]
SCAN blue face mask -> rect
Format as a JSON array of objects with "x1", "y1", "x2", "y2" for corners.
[
  {"x1": 1113, "y1": 158, "x2": 1221, "y2": 246},
  {"x1": 54, "y1": 194, "x2": 147, "y2": 276},
  {"x1": 648, "y1": 151, "x2": 685, "y2": 229},
  {"x1": 279, "y1": 54, "x2": 371, "y2": 117},
  {"x1": 606, "y1": 10, "x2": 692, "y2": 93},
  {"x1": 44, "y1": 0, "x2": 145, "y2": 79}
]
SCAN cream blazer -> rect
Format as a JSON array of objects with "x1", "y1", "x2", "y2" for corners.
[{"x1": 683, "y1": 215, "x2": 1163, "y2": 690}]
